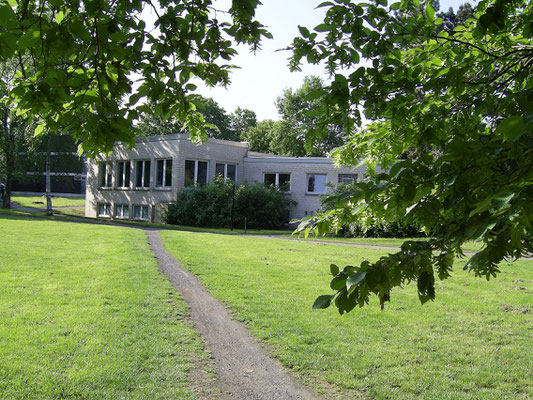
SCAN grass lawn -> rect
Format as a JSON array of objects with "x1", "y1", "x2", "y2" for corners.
[
  {"x1": 11, "y1": 194, "x2": 85, "y2": 208},
  {"x1": 0, "y1": 215, "x2": 209, "y2": 400},
  {"x1": 160, "y1": 230, "x2": 532, "y2": 400}
]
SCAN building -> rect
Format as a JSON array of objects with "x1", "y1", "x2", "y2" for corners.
[{"x1": 85, "y1": 134, "x2": 368, "y2": 223}]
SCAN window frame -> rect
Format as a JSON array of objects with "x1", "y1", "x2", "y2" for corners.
[
  {"x1": 215, "y1": 162, "x2": 237, "y2": 182},
  {"x1": 338, "y1": 173, "x2": 358, "y2": 184},
  {"x1": 98, "y1": 162, "x2": 112, "y2": 188},
  {"x1": 306, "y1": 173, "x2": 328, "y2": 195},
  {"x1": 135, "y1": 160, "x2": 151, "y2": 189},
  {"x1": 97, "y1": 202, "x2": 111, "y2": 217},
  {"x1": 114, "y1": 204, "x2": 130, "y2": 219},
  {"x1": 115, "y1": 161, "x2": 131, "y2": 189},
  {"x1": 263, "y1": 172, "x2": 291, "y2": 192},
  {"x1": 132, "y1": 204, "x2": 149, "y2": 221},
  {"x1": 185, "y1": 159, "x2": 210, "y2": 187},
  {"x1": 156, "y1": 158, "x2": 173, "y2": 188}
]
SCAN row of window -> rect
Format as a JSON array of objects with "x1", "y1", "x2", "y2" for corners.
[
  {"x1": 99, "y1": 159, "x2": 236, "y2": 189},
  {"x1": 263, "y1": 173, "x2": 358, "y2": 194},
  {"x1": 97, "y1": 203, "x2": 149, "y2": 220}
]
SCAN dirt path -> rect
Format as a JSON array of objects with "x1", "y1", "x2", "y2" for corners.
[{"x1": 146, "y1": 230, "x2": 324, "y2": 400}]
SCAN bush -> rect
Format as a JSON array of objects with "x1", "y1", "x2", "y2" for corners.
[{"x1": 165, "y1": 179, "x2": 295, "y2": 229}]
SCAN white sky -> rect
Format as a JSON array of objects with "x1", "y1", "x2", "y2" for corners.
[{"x1": 197, "y1": 0, "x2": 477, "y2": 121}]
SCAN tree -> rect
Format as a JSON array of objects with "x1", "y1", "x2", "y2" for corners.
[
  {"x1": 230, "y1": 107, "x2": 257, "y2": 140},
  {"x1": 193, "y1": 95, "x2": 237, "y2": 141},
  {"x1": 241, "y1": 119, "x2": 276, "y2": 153},
  {"x1": 290, "y1": 0, "x2": 533, "y2": 312},
  {"x1": 0, "y1": 0, "x2": 269, "y2": 157},
  {"x1": 275, "y1": 75, "x2": 345, "y2": 156}
]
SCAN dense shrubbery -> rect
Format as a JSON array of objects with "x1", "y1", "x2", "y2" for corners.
[
  {"x1": 320, "y1": 183, "x2": 426, "y2": 238},
  {"x1": 165, "y1": 178, "x2": 295, "y2": 229}
]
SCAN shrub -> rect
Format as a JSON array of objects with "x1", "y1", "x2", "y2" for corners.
[{"x1": 165, "y1": 179, "x2": 295, "y2": 229}]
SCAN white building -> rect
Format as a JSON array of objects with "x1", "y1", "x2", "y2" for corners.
[{"x1": 85, "y1": 134, "x2": 368, "y2": 223}]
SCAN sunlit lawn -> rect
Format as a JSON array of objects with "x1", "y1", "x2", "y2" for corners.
[
  {"x1": 160, "y1": 230, "x2": 532, "y2": 400},
  {"x1": 0, "y1": 216, "x2": 207, "y2": 400}
]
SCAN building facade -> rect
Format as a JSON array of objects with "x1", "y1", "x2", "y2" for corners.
[{"x1": 85, "y1": 134, "x2": 368, "y2": 223}]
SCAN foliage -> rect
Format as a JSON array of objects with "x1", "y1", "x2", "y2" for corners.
[
  {"x1": 321, "y1": 183, "x2": 425, "y2": 238},
  {"x1": 275, "y1": 75, "x2": 345, "y2": 156},
  {"x1": 0, "y1": 0, "x2": 269, "y2": 156},
  {"x1": 229, "y1": 107, "x2": 257, "y2": 139},
  {"x1": 241, "y1": 119, "x2": 277, "y2": 153},
  {"x1": 165, "y1": 178, "x2": 294, "y2": 229},
  {"x1": 291, "y1": 0, "x2": 533, "y2": 311}
]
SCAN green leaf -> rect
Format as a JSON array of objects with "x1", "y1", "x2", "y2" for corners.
[
  {"x1": 417, "y1": 271, "x2": 435, "y2": 304},
  {"x1": 496, "y1": 116, "x2": 525, "y2": 142},
  {"x1": 313, "y1": 294, "x2": 334, "y2": 309},
  {"x1": 346, "y1": 272, "x2": 366, "y2": 292},
  {"x1": 314, "y1": 24, "x2": 333, "y2": 32},
  {"x1": 330, "y1": 276, "x2": 347, "y2": 290},
  {"x1": 425, "y1": 3, "x2": 435, "y2": 22},
  {"x1": 304, "y1": 89, "x2": 326, "y2": 101},
  {"x1": 330, "y1": 263, "x2": 339, "y2": 275},
  {"x1": 34, "y1": 125, "x2": 45, "y2": 136}
]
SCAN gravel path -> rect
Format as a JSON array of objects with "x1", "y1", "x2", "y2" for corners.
[{"x1": 146, "y1": 230, "x2": 323, "y2": 400}]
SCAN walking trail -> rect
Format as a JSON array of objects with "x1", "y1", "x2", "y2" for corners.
[{"x1": 146, "y1": 229, "x2": 324, "y2": 400}]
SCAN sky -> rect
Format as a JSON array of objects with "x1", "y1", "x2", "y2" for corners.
[{"x1": 196, "y1": 0, "x2": 478, "y2": 121}]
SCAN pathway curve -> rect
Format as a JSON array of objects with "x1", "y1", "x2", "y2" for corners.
[{"x1": 145, "y1": 230, "x2": 324, "y2": 400}]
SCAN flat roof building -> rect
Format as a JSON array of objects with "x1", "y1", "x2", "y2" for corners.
[{"x1": 85, "y1": 134, "x2": 367, "y2": 224}]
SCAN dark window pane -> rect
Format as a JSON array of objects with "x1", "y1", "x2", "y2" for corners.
[
  {"x1": 117, "y1": 162, "x2": 124, "y2": 187},
  {"x1": 279, "y1": 173, "x2": 290, "y2": 191},
  {"x1": 165, "y1": 159, "x2": 172, "y2": 187},
  {"x1": 136, "y1": 161, "x2": 143, "y2": 187},
  {"x1": 145, "y1": 161, "x2": 150, "y2": 187},
  {"x1": 215, "y1": 163, "x2": 225, "y2": 178},
  {"x1": 125, "y1": 162, "x2": 130, "y2": 187},
  {"x1": 157, "y1": 159, "x2": 164, "y2": 186},
  {"x1": 185, "y1": 160, "x2": 195, "y2": 187},
  {"x1": 227, "y1": 164, "x2": 236, "y2": 181},
  {"x1": 197, "y1": 161, "x2": 208, "y2": 185},
  {"x1": 307, "y1": 175, "x2": 315, "y2": 192},
  {"x1": 264, "y1": 173, "x2": 276, "y2": 186},
  {"x1": 106, "y1": 164, "x2": 112, "y2": 187},
  {"x1": 99, "y1": 164, "x2": 106, "y2": 187}
]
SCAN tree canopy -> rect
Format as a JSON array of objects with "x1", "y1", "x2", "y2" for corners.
[
  {"x1": 291, "y1": 0, "x2": 532, "y2": 311},
  {"x1": 0, "y1": 0, "x2": 269, "y2": 156}
]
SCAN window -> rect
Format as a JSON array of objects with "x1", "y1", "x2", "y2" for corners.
[
  {"x1": 263, "y1": 173, "x2": 291, "y2": 192},
  {"x1": 98, "y1": 162, "x2": 112, "y2": 188},
  {"x1": 307, "y1": 174, "x2": 327, "y2": 194},
  {"x1": 338, "y1": 174, "x2": 358, "y2": 184},
  {"x1": 185, "y1": 160, "x2": 209, "y2": 187},
  {"x1": 156, "y1": 159, "x2": 173, "y2": 187},
  {"x1": 135, "y1": 160, "x2": 151, "y2": 188},
  {"x1": 133, "y1": 205, "x2": 149, "y2": 220},
  {"x1": 116, "y1": 161, "x2": 131, "y2": 188},
  {"x1": 115, "y1": 204, "x2": 129, "y2": 219},
  {"x1": 215, "y1": 163, "x2": 237, "y2": 182},
  {"x1": 97, "y1": 203, "x2": 111, "y2": 217}
]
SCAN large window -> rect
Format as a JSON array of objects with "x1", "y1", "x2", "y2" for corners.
[
  {"x1": 338, "y1": 174, "x2": 358, "y2": 184},
  {"x1": 133, "y1": 205, "x2": 149, "y2": 220},
  {"x1": 307, "y1": 174, "x2": 327, "y2": 194},
  {"x1": 116, "y1": 161, "x2": 131, "y2": 188},
  {"x1": 97, "y1": 203, "x2": 111, "y2": 217},
  {"x1": 215, "y1": 163, "x2": 237, "y2": 182},
  {"x1": 115, "y1": 204, "x2": 129, "y2": 219},
  {"x1": 156, "y1": 159, "x2": 173, "y2": 187},
  {"x1": 98, "y1": 162, "x2": 112, "y2": 188},
  {"x1": 264, "y1": 173, "x2": 291, "y2": 192},
  {"x1": 185, "y1": 160, "x2": 209, "y2": 187},
  {"x1": 135, "y1": 160, "x2": 151, "y2": 188}
]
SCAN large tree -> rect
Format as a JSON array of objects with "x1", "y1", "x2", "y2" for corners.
[
  {"x1": 291, "y1": 0, "x2": 532, "y2": 312},
  {"x1": 0, "y1": 0, "x2": 269, "y2": 157}
]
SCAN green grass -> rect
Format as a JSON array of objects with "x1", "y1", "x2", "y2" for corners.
[
  {"x1": 12, "y1": 194, "x2": 85, "y2": 208},
  {"x1": 0, "y1": 215, "x2": 208, "y2": 400},
  {"x1": 160, "y1": 230, "x2": 532, "y2": 400}
]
